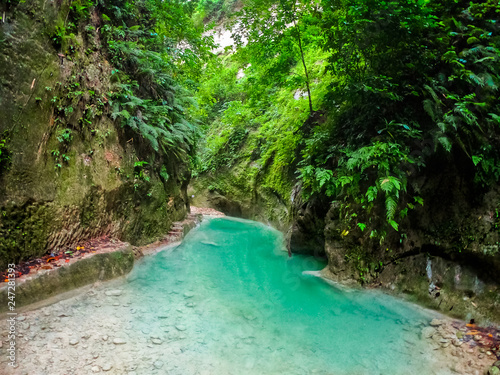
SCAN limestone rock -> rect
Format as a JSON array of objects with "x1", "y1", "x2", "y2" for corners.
[
  {"x1": 430, "y1": 319, "x2": 443, "y2": 327},
  {"x1": 153, "y1": 360, "x2": 164, "y2": 369},
  {"x1": 421, "y1": 327, "x2": 434, "y2": 339},
  {"x1": 102, "y1": 364, "x2": 112, "y2": 372},
  {"x1": 105, "y1": 290, "x2": 122, "y2": 296}
]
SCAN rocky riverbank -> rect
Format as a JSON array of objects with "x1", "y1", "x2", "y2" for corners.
[
  {"x1": 422, "y1": 318, "x2": 500, "y2": 375},
  {"x1": 0, "y1": 212, "x2": 202, "y2": 312}
]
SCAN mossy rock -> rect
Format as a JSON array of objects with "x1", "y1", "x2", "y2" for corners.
[{"x1": 0, "y1": 247, "x2": 134, "y2": 312}]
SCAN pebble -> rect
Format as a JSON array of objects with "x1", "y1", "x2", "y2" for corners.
[
  {"x1": 17, "y1": 316, "x2": 26, "y2": 321},
  {"x1": 91, "y1": 365, "x2": 100, "y2": 372},
  {"x1": 152, "y1": 338, "x2": 163, "y2": 345},
  {"x1": 421, "y1": 327, "x2": 434, "y2": 339},
  {"x1": 102, "y1": 364, "x2": 112, "y2": 372},
  {"x1": 456, "y1": 331, "x2": 464, "y2": 339},
  {"x1": 105, "y1": 290, "x2": 122, "y2": 296},
  {"x1": 113, "y1": 338, "x2": 126, "y2": 345},
  {"x1": 153, "y1": 360, "x2": 164, "y2": 369},
  {"x1": 452, "y1": 339, "x2": 463, "y2": 347},
  {"x1": 69, "y1": 339, "x2": 79, "y2": 346},
  {"x1": 489, "y1": 366, "x2": 500, "y2": 375},
  {"x1": 175, "y1": 325, "x2": 187, "y2": 331},
  {"x1": 184, "y1": 291, "x2": 195, "y2": 298},
  {"x1": 102, "y1": 335, "x2": 108, "y2": 341},
  {"x1": 244, "y1": 314, "x2": 257, "y2": 321},
  {"x1": 430, "y1": 319, "x2": 443, "y2": 327},
  {"x1": 474, "y1": 335, "x2": 482, "y2": 341},
  {"x1": 487, "y1": 351, "x2": 493, "y2": 356},
  {"x1": 479, "y1": 354, "x2": 485, "y2": 359}
]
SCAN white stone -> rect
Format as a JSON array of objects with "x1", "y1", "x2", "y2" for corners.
[
  {"x1": 113, "y1": 338, "x2": 126, "y2": 345},
  {"x1": 102, "y1": 364, "x2": 112, "y2": 371},
  {"x1": 105, "y1": 290, "x2": 122, "y2": 296},
  {"x1": 430, "y1": 319, "x2": 444, "y2": 327}
]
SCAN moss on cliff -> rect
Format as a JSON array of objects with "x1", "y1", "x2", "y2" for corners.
[{"x1": 0, "y1": 0, "x2": 189, "y2": 269}]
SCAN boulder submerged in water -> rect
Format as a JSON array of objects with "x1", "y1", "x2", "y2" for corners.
[{"x1": 201, "y1": 241, "x2": 219, "y2": 247}]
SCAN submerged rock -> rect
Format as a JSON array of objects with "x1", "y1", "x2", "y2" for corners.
[
  {"x1": 105, "y1": 290, "x2": 122, "y2": 296},
  {"x1": 421, "y1": 327, "x2": 434, "y2": 339},
  {"x1": 112, "y1": 338, "x2": 126, "y2": 345}
]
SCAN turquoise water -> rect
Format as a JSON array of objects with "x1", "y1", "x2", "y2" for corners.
[{"x1": 123, "y1": 217, "x2": 442, "y2": 375}]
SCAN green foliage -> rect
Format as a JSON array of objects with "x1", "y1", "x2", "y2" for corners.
[
  {"x1": 194, "y1": 0, "x2": 239, "y2": 24},
  {"x1": 295, "y1": 0, "x2": 500, "y2": 234},
  {"x1": 101, "y1": 0, "x2": 214, "y2": 160},
  {"x1": 56, "y1": 128, "x2": 73, "y2": 144},
  {"x1": 159, "y1": 165, "x2": 169, "y2": 182},
  {"x1": 134, "y1": 161, "x2": 150, "y2": 183},
  {"x1": 0, "y1": 132, "x2": 11, "y2": 175},
  {"x1": 69, "y1": 0, "x2": 95, "y2": 22}
]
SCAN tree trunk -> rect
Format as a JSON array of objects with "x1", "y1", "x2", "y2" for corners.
[{"x1": 295, "y1": 22, "x2": 313, "y2": 114}]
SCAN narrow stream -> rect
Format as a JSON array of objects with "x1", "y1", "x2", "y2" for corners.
[{"x1": 6, "y1": 217, "x2": 451, "y2": 375}]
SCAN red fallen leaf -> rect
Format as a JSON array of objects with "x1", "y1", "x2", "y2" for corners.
[
  {"x1": 65, "y1": 259, "x2": 70, "y2": 263},
  {"x1": 41, "y1": 265, "x2": 52, "y2": 270}
]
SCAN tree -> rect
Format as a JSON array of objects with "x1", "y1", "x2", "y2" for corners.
[{"x1": 231, "y1": 0, "x2": 322, "y2": 114}]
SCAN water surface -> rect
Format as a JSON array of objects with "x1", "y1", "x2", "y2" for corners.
[
  {"x1": 8, "y1": 217, "x2": 449, "y2": 375},
  {"x1": 124, "y1": 217, "x2": 442, "y2": 374}
]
